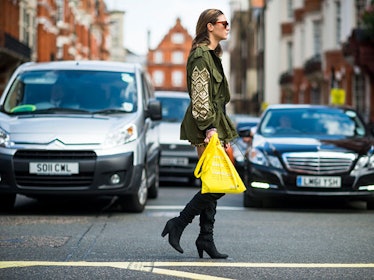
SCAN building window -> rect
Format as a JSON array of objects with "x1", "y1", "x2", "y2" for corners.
[
  {"x1": 356, "y1": 0, "x2": 366, "y2": 27},
  {"x1": 19, "y1": 3, "x2": 36, "y2": 48},
  {"x1": 287, "y1": 0, "x2": 293, "y2": 19},
  {"x1": 171, "y1": 33, "x2": 185, "y2": 44},
  {"x1": 171, "y1": 51, "x2": 184, "y2": 64},
  {"x1": 154, "y1": 51, "x2": 163, "y2": 64},
  {"x1": 284, "y1": 90, "x2": 293, "y2": 103},
  {"x1": 335, "y1": 1, "x2": 341, "y2": 45},
  {"x1": 287, "y1": 41, "x2": 293, "y2": 72},
  {"x1": 298, "y1": 89, "x2": 305, "y2": 104},
  {"x1": 301, "y1": 26, "x2": 305, "y2": 60},
  {"x1": 312, "y1": 20, "x2": 321, "y2": 56},
  {"x1": 172, "y1": 71, "x2": 183, "y2": 87},
  {"x1": 56, "y1": 0, "x2": 64, "y2": 22},
  {"x1": 310, "y1": 86, "x2": 321, "y2": 104},
  {"x1": 352, "y1": 71, "x2": 367, "y2": 121},
  {"x1": 153, "y1": 70, "x2": 164, "y2": 87},
  {"x1": 23, "y1": 11, "x2": 30, "y2": 45}
]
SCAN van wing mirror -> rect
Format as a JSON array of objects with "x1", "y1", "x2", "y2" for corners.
[{"x1": 147, "y1": 99, "x2": 162, "y2": 120}]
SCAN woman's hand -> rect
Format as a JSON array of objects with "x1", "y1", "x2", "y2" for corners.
[{"x1": 204, "y1": 128, "x2": 217, "y2": 143}]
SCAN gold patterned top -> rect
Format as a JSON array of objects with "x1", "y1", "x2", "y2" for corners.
[{"x1": 180, "y1": 45, "x2": 238, "y2": 145}]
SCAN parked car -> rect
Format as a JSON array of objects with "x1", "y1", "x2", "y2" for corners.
[
  {"x1": 242, "y1": 104, "x2": 374, "y2": 209},
  {"x1": 155, "y1": 91, "x2": 198, "y2": 184},
  {"x1": 230, "y1": 114, "x2": 260, "y2": 180},
  {"x1": 0, "y1": 60, "x2": 162, "y2": 212}
]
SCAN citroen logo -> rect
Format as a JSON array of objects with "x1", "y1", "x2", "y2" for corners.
[{"x1": 47, "y1": 139, "x2": 66, "y2": 148}]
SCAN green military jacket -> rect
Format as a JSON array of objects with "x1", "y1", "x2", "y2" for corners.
[{"x1": 180, "y1": 45, "x2": 238, "y2": 145}]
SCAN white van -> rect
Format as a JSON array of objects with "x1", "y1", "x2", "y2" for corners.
[{"x1": 0, "y1": 60, "x2": 162, "y2": 212}]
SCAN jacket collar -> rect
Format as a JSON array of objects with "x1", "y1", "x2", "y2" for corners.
[{"x1": 192, "y1": 45, "x2": 216, "y2": 59}]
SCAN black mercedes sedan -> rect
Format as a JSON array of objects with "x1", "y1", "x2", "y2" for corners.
[{"x1": 243, "y1": 104, "x2": 374, "y2": 209}]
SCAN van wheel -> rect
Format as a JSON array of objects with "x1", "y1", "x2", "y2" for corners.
[
  {"x1": 148, "y1": 164, "x2": 159, "y2": 199},
  {"x1": 0, "y1": 194, "x2": 16, "y2": 212},
  {"x1": 120, "y1": 167, "x2": 148, "y2": 213}
]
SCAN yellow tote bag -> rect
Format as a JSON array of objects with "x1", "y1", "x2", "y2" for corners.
[{"x1": 194, "y1": 133, "x2": 246, "y2": 194}]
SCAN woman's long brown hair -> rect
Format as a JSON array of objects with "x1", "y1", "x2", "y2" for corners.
[{"x1": 190, "y1": 9, "x2": 224, "y2": 56}]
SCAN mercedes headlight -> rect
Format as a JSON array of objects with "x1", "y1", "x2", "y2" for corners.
[
  {"x1": 355, "y1": 155, "x2": 374, "y2": 170},
  {"x1": 249, "y1": 148, "x2": 283, "y2": 169}
]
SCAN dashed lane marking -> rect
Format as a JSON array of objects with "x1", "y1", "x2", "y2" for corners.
[{"x1": 0, "y1": 261, "x2": 373, "y2": 280}]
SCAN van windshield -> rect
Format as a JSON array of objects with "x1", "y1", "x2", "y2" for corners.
[
  {"x1": 156, "y1": 96, "x2": 189, "y2": 122},
  {"x1": 3, "y1": 70, "x2": 138, "y2": 114}
]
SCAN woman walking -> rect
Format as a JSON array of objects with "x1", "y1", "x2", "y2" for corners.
[{"x1": 161, "y1": 9, "x2": 238, "y2": 259}]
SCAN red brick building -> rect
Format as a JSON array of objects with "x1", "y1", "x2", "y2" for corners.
[
  {"x1": 0, "y1": 0, "x2": 111, "y2": 94},
  {"x1": 147, "y1": 18, "x2": 193, "y2": 91},
  {"x1": 0, "y1": 0, "x2": 31, "y2": 94}
]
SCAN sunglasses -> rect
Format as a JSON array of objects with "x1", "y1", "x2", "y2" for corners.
[{"x1": 215, "y1": 21, "x2": 229, "y2": 28}]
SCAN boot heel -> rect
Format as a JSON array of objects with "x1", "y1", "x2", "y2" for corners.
[
  {"x1": 196, "y1": 244, "x2": 204, "y2": 258},
  {"x1": 161, "y1": 224, "x2": 169, "y2": 237},
  {"x1": 195, "y1": 238, "x2": 228, "y2": 259}
]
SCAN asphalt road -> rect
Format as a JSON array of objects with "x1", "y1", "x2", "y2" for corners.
[{"x1": 0, "y1": 181, "x2": 374, "y2": 280}]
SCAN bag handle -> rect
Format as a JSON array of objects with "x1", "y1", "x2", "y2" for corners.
[
  {"x1": 194, "y1": 153, "x2": 205, "y2": 178},
  {"x1": 194, "y1": 133, "x2": 220, "y2": 178}
]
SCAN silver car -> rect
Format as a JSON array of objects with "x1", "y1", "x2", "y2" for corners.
[
  {"x1": 155, "y1": 91, "x2": 198, "y2": 185},
  {"x1": 0, "y1": 60, "x2": 162, "y2": 212}
]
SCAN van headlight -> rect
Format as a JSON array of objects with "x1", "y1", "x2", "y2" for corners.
[
  {"x1": 104, "y1": 124, "x2": 137, "y2": 148},
  {"x1": 0, "y1": 128, "x2": 10, "y2": 148}
]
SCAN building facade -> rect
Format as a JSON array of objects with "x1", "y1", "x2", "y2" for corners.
[
  {"x1": 0, "y1": 0, "x2": 33, "y2": 94},
  {"x1": 229, "y1": 0, "x2": 264, "y2": 114},
  {"x1": 265, "y1": 0, "x2": 374, "y2": 123},
  {"x1": 0, "y1": 0, "x2": 112, "y2": 95},
  {"x1": 147, "y1": 18, "x2": 193, "y2": 92}
]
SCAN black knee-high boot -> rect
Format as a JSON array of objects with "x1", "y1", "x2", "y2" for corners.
[
  {"x1": 196, "y1": 198, "x2": 228, "y2": 259},
  {"x1": 161, "y1": 191, "x2": 219, "y2": 254}
]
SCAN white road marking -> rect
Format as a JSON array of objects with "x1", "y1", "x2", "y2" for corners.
[
  {"x1": 1, "y1": 261, "x2": 373, "y2": 280},
  {"x1": 146, "y1": 205, "x2": 246, "y2": 211}
]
